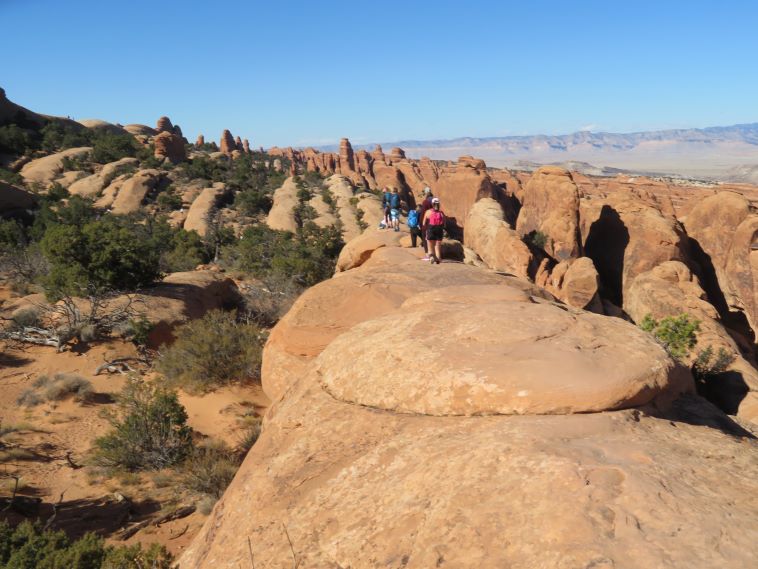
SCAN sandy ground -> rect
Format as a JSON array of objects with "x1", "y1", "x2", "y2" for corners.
[{"x1": 0, "y1": 283, "x2": 270, "y2": 557}]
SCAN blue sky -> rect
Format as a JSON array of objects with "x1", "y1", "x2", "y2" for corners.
[{"x1": 2, "y1": 0, "x2": 757, "y2": 147}]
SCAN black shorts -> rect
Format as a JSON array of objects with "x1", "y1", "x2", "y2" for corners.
[{"x1": 427, "y1": 225, "x2": 444, "y2": 241}]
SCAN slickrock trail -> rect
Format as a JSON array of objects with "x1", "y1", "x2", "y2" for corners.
[{"x1": 179, "y1": 236, "x2": 758, "y2": 569}]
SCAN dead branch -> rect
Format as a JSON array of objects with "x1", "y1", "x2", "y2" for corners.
[
  {"x1": 283, "y1": 523, "x2": 299, "y2": 569},
  {"x1": 118, "y1": 504, "x2": 196, "y2": 540},
  {"x1": 95, "y1": 357, "x2": 141, "y2": 376},
  {"x1": 43, "y1": 489, "x2": 67, "y2": 531},
  {"x1": 65, "y1": 451, "x2": 81, "y2": 469},
  {"x1": 169, "y1": 524, "x2": 189, "y2": 540}
]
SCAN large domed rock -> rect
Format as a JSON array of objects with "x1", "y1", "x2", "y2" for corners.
[
  {"x1": 183, "y1": 184, "x2": 226, "y2": 236},
  {"x1": 153, "y1": 131, "x2": 186, "y2": 163},
  {"x1": 266, "y1": 177, "x2": 300, "y2": 233},
  {"x1": 20, "y1": 147, "x2": 92, "y2": 187},
  {"x1": 180, "y1": 243, "x2": 757, "y2": 569},
  {"x1": 76, "y1": 119, "x2": 128, "y2": 135},
  {"x1": 109, "y1": 169, "x2": 164, "y2": 214},
  {"x1": 67, "y1": 157, "x2": 138, "y2": 198}
]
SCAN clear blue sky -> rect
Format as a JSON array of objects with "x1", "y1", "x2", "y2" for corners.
[{"x1": 2, "y1": 0, "x2": 757, "y2": 148}]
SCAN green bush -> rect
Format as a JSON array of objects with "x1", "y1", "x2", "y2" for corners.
[
  {"x1": 0, "y1": 125, "x2": 35, "y2": 155},
  {"x1": 0, "y1": 520, "x2": 172, "y2": 569},
  {"x1": 40, "y1": 215, "x2": 165, "y2": 298},
  {"x1": 221, "y1": 223, "x2": 343, "y2": 288},
  {"x1": 92, "y1": 377, "x2": 193, "y2": 471},
  {"x1": 180, "y1": 441, "x2": 239, "y2": 500},
  {"x1": 528, "y1": 230, "x2": 548, "y2": 249},
  {"x1": 90, "y1": 133, "x2": 139, "y2": 164},
  {"x1": 692, "y1": 346, "x2": 735, "y2": 384},
  {"x1": 157, "y1": 310, "x2": 263, "y2": 392},
  {"x1": 0, "y1": 168, "x2": 25, "y2": 187},
  {"x1": 640, "y1": 313, "x2": 700, "y2": 360},
  {"x1": 159, "y1": 228, "x2": 210, "y2": 272},
  {"x1": 40, "y1": 120, "x2": 93, "y2": 152}
]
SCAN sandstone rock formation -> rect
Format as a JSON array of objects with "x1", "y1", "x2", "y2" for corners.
[
  {"x1": 180, "y1": 244, "x2": 758, "y2": 569},
  {"x1": 76, "y1": 119, "x2": 128, "y2": 135},
  {"x1": 464, "y1": 197, "x2": 532, "y2": 278},
  {"x1": 338, "y1": 138, "x2": 355, "y2": 172},
  {"x1": 266, "y1": 177, "x2": 300, "y2": 233},
  {"x1": 220, "y1": 129, "x2": 236, "y2": 155},
  {"x1": 109, "y1": 169, "x2": 165, "y2": 215},
  {"x1": 20, "y1": 147, "x2": 92, "y2": 187},
  {"x1": 234, "y1": 135, "x2": 243, "y2": 152},
  {"x1": 184, "y1": 184, "x2": 226, "y2": 236},
  {"x1": 516, "y1": 166, "x2": 582, "y2": 261},
  {"x1": 544, "y1": 256, "x2": 603, "y2": 312},
  {"x1": 155, "y1": 116, "x2": 174, "y2": 133},
  {"x1": 243, "y1": 138, "x2": 250, "y2": 154},
  {"x1": 196, "y1": 134, "x2": 205, "y2": 146},
  {"x1": 123, "y1": 123, "x2": 157, "y2": 136},
  {"x1": 67, "y1": 157, "x2": 138, "y2": 198},
  {"x1": 580, "y1": 188, "x2": 690, "y2": 306},
  {"x1": 153, "y1": 131, "x2": 186, "y2": 163}
]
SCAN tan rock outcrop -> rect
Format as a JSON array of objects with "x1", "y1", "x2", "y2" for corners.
[
  {"x1": 76, "y1": 119, "x2": 128, "y2": 135},
  {"x1": 67, "y1": 157, "x2": 138, "y2": 198},
  {"x1": 266, "y1": 177, "x2": 300, "y2": 233},
  {"x1": 183, "y1": 185, "x2": 226, "y2": 236},
  {"x1": 338, "y1": 138, "x2": 355, "y2": 173},
  {"x1": 195, "y1": 134, "x2": 205, "y2": 146},
  {"x1": 234, "y1": 136, "x2": 243, "y2": 152},
  {"x1": 685, "y1": 191, "x2": 758, "y2": 336},
  {"x1": 516, "y1": 166, "x2": 582, "y2": 261},
  {"x1": 153, "y1": 131, "x2": 186, "y2": 163},
  {"x1": 220, "y1": 130, "x2": 236, "y2": 155},
  {"x1": 581, "y1": 189, "x2": 690, "y2": 306},
  {"x1": 155, "y1": 116, "x2": 173, "y2": 133},
  {"x1": 431, "y1": 156, "x2": 501, "y2": 236},
  {"x1": 546, "y1": 257, "x2": 603, "y2": 312},
  {"x1": 123, "y1": 124, "x2": 157, "y2": 136},
  {"x1": 20, "y1": 147, "x2": 92, "y2": 188},
  {"x1": 626, "y1": 260, "x2": 758, "y2": 422},
  {"x1": 110, "y1": 169, "x2": 164, "y2": 215},
  {"x1": 464, "y1": 197, "x2": 532, "y2": 278},
  {"x1": 176, "y1": 245, "x2": 758, "y2": 569},
  {"x1": 243, "y1": 139, "x2": 250, "y2": 154}
]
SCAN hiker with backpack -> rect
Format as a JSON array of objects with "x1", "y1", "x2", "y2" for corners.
[
  {"x1": 390, "y1": 187, "x2": 401, "y2": 232},
  {"x1": 422, "y1": 197, "x2": 445, "y2": 264},
  {"x1": 381, "y1": 187, "x2": 393, "y2": 228},
  {"x1": 419, "y1": 187, "x2": 434, "y2": 256},
  {"x1": 407, "y1": 204, "x2": 422, "y2": 247}
]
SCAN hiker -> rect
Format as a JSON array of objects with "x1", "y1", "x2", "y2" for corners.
[
  {"x1": 407, "y1": 203, "x2": 422, "y2": 246},
  {"x1": 419, "y1": 187, "x2": 434, "y2": 259},
  {"x1": 390, "y1": 188, "x2": 401, "y2": 231},
  {"x1": 423, "y1": 197, "x2": 445, "y2": 264},
  {"x1": 381, "y1": 187, "x2": 393, "y2": 228}
]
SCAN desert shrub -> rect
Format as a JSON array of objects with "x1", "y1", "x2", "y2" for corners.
[
  {"x1": 40, "y1": 215, "x2": 166, "y2": 298},
  {"x1": 528, "y1": 230, "x2": 548, "y2": 249},
  {"x1": 182, "y1": 155, "x2": 227, "y2": 182},
  {"x1": 0, "y1": 168, "x2": 24, "y2": 187},
  {"x1": 157, "y1": 310, "x2": 263, "y2": 392},
  {"x1": 159, "y1": 228, "x2": 210, "y2": 272},
  {"x1": 33, "y1": 373, "x2": 95, "y2": 403},
  {"x1": 11, "y1": 307, "x2": 41, "y2": 329},
  {"x1": 16, "y1": 390, "x2": 43, "y2": 408},
  {"x1": 60, "y1": 155, "x2": 91, "y2": 173},
  {"x1": 222, "y1": 223, "x2": 343, "y2": 288},
  {"x1": 236, "y1": 417, "x2": 262, "y2": 454},
  {"x1": 640, "y1": 313, "x2": 700, "y2": 360},
  {"x1": 90, "y1": 132, "x2": 139, "y2": 164},
  {"x1": 40, "y1": 119, "x2": 93, "y2": 152},
  {"x1": 179, "y1": 441, "x2": 239, "y2": 500},
  {"x1": 355, "y1": 207, "x2": 368, "y2": 231},
  {"x1": 92, "y1": 377, "x2": 193, "y2": 471},
  {"x1": 692, "y1": 346, "x2": 735, "y2": 384},
  {"x1": 0, "y1": 125, "x2": 36, "y2": 155},
  {"x1": 118, "y1": 316, "x2": 153, "y2": 346},
  {"x1": 0, "y1": 520, "x2": 172, "y2": 569},
  {"x1": 45, "y1": 182, "x2": 70, "y2": 201},
  {"x1": 155, "y1": 190, "x2": 182, "y2": 212},
  {"x1": 241, "y1": 276, "x2": 301, "y2": 327}
]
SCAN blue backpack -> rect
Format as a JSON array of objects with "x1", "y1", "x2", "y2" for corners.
[
  {"x1": 390, "y1": 193, "x2": 401, "y2": 208},
  {"x1": 407, "y1": 209, "x2": 419, "y2": 228}
]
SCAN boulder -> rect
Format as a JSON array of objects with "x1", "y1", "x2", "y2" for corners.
[
  {"x1": 155, "y1": 116, "x2": 174, "y2": 133},
  {"x1": 220, "y1": 129, "x2": 236, "y2": 155},
  {"x1": 626, "y1": 260, "x2": 758, "y2": 422},
  {"x1": 67, "y1": 157, "x2": 138, "y2": 198},
  {"x1": 266, "y1": 177, "x2": 300, "y2": 233},
  {"x1": 153, "y1": 131, "x2": 186, "y2": 163},
  {"x1": 464, "y1": 198, "x2": 532, "y2": 278},
  {"x1": 123, "y1": 124, "x2": 157, "y2": 136},
  {"x1": 184, "y1": 185, "x2": 226, "y2": 236},
  {"x1": 176, "y1": 246, "x2": 758, "y2": 569},
  {"x1": 431, "y1": 156, "x2": 502, "y2": 237},
  {"x1": 545, "y1": 257, "x2": 603, "y2": 312},
  {"x1": 335, "y1": 228, "x2": 404, "y2": 272},
  {"x1": 76, "y1": 119, "x2": 128, "y2": 135},
  {"x1": 516, "y1": 166, "x2": 582, "y2": 261},
  {"x1": 580, "y1": 189, "x2": 690, "y2": 307},
  {"x1": 110, "y1": 169, "x2": 163, "y2": 215},
  {"x1": 20, "y1": 147, "x2": 92, "y2": 188},
  {"x1": 685, "y1": 192, "x2": 758, "y2": 335}
]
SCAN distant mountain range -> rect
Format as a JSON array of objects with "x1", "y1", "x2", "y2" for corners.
[{"x1": 321, "y1": 123, "x2": 758, "y2": 181}]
